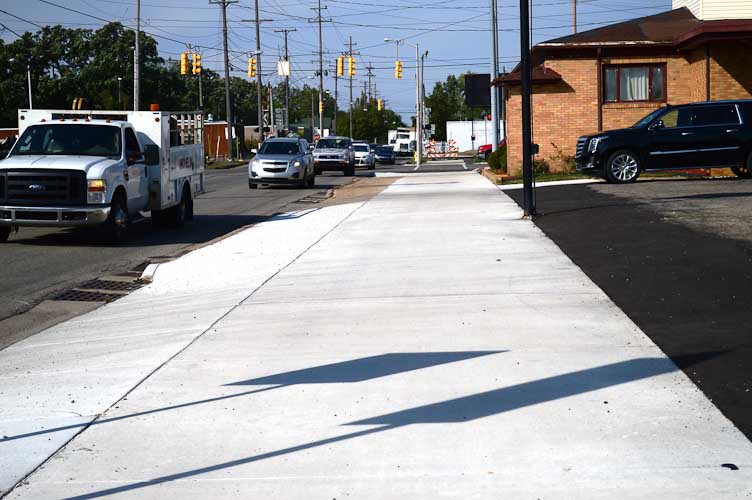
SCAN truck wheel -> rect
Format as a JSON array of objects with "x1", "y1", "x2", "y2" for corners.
[
  {"x1": 172, "y1": 185, "x2": 191, "y2": 226},
  {"x1": 605, "y1": 150, "x2": 640, "y2": 184},
  {"x1": 306, "y1": 169, "x2": 316, "y2": 188},
  {"x1": 314, "y1": 166, "x2": 322, "y2": 175},
  {"x1": 104, "y1": 193, "x2": 128, "y2": 241},
  {"x1": 0, "y1": 226, "x2": 11, "y2": 243}
]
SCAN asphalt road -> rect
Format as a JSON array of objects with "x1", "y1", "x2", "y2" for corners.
[
  {"x1": 506, "y1": 177, "x2": 752, "y2": 439},
  {"x1": 0, "y1": 166, "x2": 361, "y2": 322}
]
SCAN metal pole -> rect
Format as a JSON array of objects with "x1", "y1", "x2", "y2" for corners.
[
  {"x1": 415, "y1": 44, "x2": 421, "y2": 168},
  {"x1": 489, "y1": 0, "x2": 499, "y2": 152},
  {"x1": 311, "y1": 89, "x2": 315, "y2": 140},
  {"x1": 220, "y1": 1, "x2": 234, "y2": 160},
  {"x1": 27, "y1": 65, "x2": 32, "y2": 109},
  {"x1": 117, "y1": 77, "x2": 122, "y2": 110},
  {"x1": 269, "y1": 83, "x2": 275, "y2": 136},
  {"x1": 520, "y1": 0, "x2": 534, "y2": 216},
  {"x1": 253, "y1": 0, "x2": 263, "y2": 143},
  {"x1": 348, "y1": 37, "x2": 354, "y2": 139},
  {"x1": 198, "y1": 68, "x2": 204, "y2": 109},
  {"x1": 134, "y1": 0, "x2": 140, "y2": 111}
]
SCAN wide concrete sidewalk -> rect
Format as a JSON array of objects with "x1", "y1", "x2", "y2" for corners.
[{"x1": 2, "y1": 172, "x2": 751, "y2": 499}]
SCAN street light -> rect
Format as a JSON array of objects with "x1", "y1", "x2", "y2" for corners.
[
  {"x1": 384, "y1": 37, "x2": 423, "y2": 168},
  {"x1": 8, "y1": 58, "x2": 32, "y2": 109}
]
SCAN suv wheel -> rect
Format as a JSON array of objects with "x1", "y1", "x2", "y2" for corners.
[
  {"x1": 605, "y1": 150, "x2": 640, "y2": 184},
  {"x1": 731, "y1": 153, "x2": 751, "y2": 178}
]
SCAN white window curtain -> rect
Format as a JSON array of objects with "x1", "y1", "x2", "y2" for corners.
[{"x1": 619, "y1": 67, "x2": 649, "y2": 101}]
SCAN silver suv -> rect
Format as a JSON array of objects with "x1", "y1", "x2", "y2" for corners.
[
  {"x1": 313, "y1": 136, "x2": 355, "y2": 176},
  {"x1": 249, "y1": 137, "x2": 314, "y2": 189}
]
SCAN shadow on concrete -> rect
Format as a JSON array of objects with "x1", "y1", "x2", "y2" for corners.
[
  {"x1": 1, "y1": 351, "x2": 499, "y2": 444},
  {"x1": 226, "y1": 351, "x2": 503, "y2": 386},
  {"x1": 61, "y1": 353, "x2": 719, "y2": 500},
  {"x1": 8, "y1": 209, "x2": 320, "y2": 249}
]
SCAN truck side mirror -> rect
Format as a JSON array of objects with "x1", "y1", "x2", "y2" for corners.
[{"x1": 143, "y1": 144, "x2": 160, "y2": 165}]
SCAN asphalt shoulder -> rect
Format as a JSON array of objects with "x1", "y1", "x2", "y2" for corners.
[{"x1": 506, "y1": 182, "x2": 752, "y2": 440}]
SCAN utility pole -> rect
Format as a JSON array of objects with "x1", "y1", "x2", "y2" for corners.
[
  {"x1": 573, "y1": 0, "x2": 577, "y2": 33},
  {"x1": 347, "y1": 37, "x2": 357, "y2": 139},
  {"x1": 211, "y1": 0, "x2": 238, "y2": 160},
  {"x1": 366, "y1": 63, "x2": 375, "y2": 100},
  {"x1": 333, "y1": 61, "x2": 338, "y2": 134},
  {"x1": 310, "y1": 1, "x2": 330, "y2": 136},
  {"x1": 269, "y1": 83, "x2": 275, "y2": 136},
  {"x1": 242, "y1": 11, "x2": 270, "y2": 145},
  {"x1": 489, "y1": 0, "x2": 500, "y2": 153},
  {"x1": 134, "y1": 0, "x2": 140, "y2": 111},
  {"x1": 274, "y1": 28, "x2": 296, "y2": 132}
]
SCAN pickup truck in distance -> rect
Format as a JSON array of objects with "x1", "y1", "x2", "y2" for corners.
[
  {"x1": 576, "y1": 100, "x2": 752, "y2": 183},
  {"x1": 0, "y1": 109, "x2": 206, "y2": 241}
]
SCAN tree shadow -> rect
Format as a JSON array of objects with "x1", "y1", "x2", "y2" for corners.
[{"x1": 60, "y1": 352, "x2": 721, "y2": 500}]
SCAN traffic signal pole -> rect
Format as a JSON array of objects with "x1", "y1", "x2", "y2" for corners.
[{"x1": 520, "y1": 0, "x2": 535, "y2": 216}]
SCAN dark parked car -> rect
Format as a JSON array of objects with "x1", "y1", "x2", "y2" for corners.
[
  {"x1": 374, "y1": 146, "x2": 396, "y2": 164},
  {"x1": 577, "y1": 100, "x2": 752, "y2": 183}
]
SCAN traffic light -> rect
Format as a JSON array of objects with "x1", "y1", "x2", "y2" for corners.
[
  {"x1": 318, "y1": 100, "x2": 324, "y2": 114},
  {"x1": 347, "y1": 56, "x2": 356, "y2": 76},
  {"x1": 247, "y1": 57, "x2": 257, "y2": 78},
  {"x1": 180, "y1": 52, "x2": 189, "y2": 75},
  {"x1": 394, "y1": 60, "x2": 403, "y2": 79},
  {"x1": 192, "y1": 53, "x2": 201, "y2": 75},
  {"x1": 377, "y1": 99, "x2": 383, "y2": 111},
  {"x1": 336, "y1": 56, "x2": 344, "y2": 77}
]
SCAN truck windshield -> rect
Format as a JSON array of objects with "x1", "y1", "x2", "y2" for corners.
[
  {"x1": 11, "y1": 124, "x2": 122, "y2": 158},
  {"x1": 316, "y1": 138, "x2": 350, "y2": 149},
  {"x1": 258, "y1": 141, "x2": 300, "y2": 155}
]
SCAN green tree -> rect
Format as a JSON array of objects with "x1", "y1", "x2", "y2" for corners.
[{"x1": 424, "y1": 73, "x2": 471, "y2": 141}]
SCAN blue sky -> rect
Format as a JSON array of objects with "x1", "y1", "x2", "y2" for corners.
[{"x1": 1, "y1": 0, "x2": 672, "y2": 120}]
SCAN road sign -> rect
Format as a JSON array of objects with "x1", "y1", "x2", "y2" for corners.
[
  {"x1": 277, "y1": 60, "x2": 290, "y2": 76},
  {"x1": 274, "y1": 108, "x2": 287, "y2": 130}
]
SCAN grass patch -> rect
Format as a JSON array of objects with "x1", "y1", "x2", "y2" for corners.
[{"x1": 501, "y1": 172, "x2": 591, "y2": 184}]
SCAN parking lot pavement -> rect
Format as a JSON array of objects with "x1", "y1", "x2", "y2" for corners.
[{"x1": 506, "y1": 177, "x2": 752, "y2": 439}]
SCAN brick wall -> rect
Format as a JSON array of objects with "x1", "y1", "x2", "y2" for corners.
[{"x1": 504, "y1": 43, "x2": 752, "y2": 176}]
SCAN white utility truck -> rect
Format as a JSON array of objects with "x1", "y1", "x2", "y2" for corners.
[
  {"x1": 387, "y1": 127, "x2": 415, "y2": 156},
  {"x1": 0, "y1": 109, "x2": 205, "y2": 241}
]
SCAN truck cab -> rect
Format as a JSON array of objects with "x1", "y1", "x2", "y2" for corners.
[{"x1": 0, "y1": 109, "x2": 205, "y2": 241}]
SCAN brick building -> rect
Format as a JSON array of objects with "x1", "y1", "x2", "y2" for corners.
[{"x1": 497, "y1": 3, "x2": 752, "y2": 175}]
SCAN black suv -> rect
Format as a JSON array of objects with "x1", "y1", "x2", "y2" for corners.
[{"x1": 576, "y1": 100, "x2": 752, "y2": 183}]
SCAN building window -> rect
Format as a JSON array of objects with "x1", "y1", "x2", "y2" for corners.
[{"x1": 604, "y1": 64, "x2": 666, "y2": 103}]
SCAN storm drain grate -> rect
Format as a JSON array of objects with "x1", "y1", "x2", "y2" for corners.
[
  {"x1": 51, "y1": 290, "x2": 125, "y2": 303},
  {"x1": 78, "y1": 279, "x2": 145, "y2": 292}
]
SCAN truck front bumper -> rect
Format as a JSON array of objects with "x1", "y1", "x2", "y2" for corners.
[{"x1": 0, "y1": 205, "x2": 111, "y2": 227}]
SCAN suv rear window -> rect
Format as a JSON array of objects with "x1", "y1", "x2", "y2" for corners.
[{"x1": 692, "y1": 105, "x2": 740, "y2": 126}]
